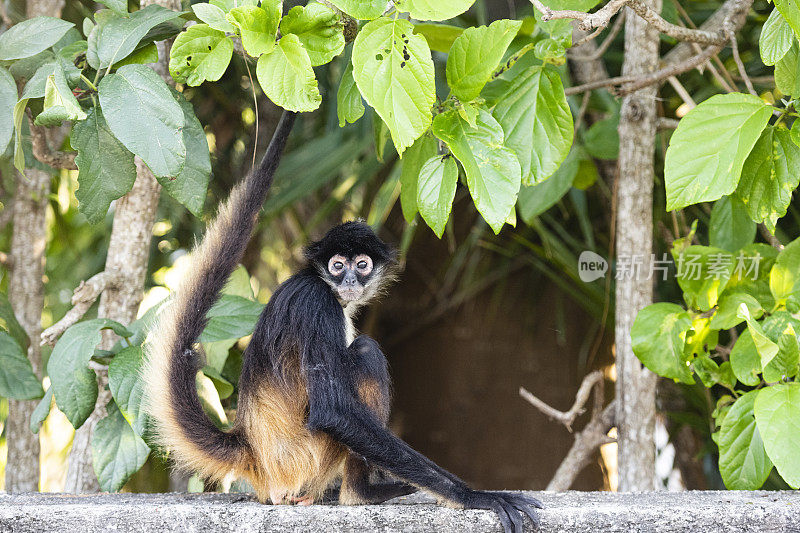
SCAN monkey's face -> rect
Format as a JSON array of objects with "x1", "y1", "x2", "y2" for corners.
[{"x1": 327, "y1": 253, "x2": 374, "y2": 302}]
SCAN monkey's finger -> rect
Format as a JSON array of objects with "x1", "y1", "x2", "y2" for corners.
[{"x1": 490, "y1": 500, "x2": 515, "y2": 533}]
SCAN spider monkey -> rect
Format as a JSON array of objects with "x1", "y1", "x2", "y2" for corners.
[{"x1": 143, "y1": 110, "x2": 542, "y2": 533}]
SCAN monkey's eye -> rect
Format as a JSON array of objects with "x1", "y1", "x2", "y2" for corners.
[
  {"x1": 357, "y1": 261, "x2": 367, "y2": 269},
  {"x1": 333, "y1": 261, "x2": 344, "y2": 270}
]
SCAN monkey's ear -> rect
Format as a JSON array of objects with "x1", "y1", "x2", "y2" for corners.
[{"x1": 303, "y1": 241, "x2": 323, "y2": 263}]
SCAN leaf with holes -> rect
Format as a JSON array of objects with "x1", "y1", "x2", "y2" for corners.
[
  {"x1": 169, "y1": 24, "x2": 234, "y2": 86},
  {"x1": 352, "y1": 17, "x2": 435, "y2": 155},
  {"x1": 256, "y1": 34, "x2": 321, "y2": 112},
  {"x1": 280, "y1": 2, "x2": 344, "y2": 66}
]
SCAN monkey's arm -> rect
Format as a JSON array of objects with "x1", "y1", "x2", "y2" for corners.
[{"x1": 305, "y1": 337, "x2": 541, "y2": 533}]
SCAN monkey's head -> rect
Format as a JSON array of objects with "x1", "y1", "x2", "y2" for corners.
[{"x1": 305, "y1": 221, "x2": 396, "y2": 305}]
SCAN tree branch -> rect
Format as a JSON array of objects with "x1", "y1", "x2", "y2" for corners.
[
  {"x1": 519, "y1": 370, "x2": 605, "y2": 432},
  {"x1": 40, "y1": 271, "x2": 119, "y2": 346},
  {"x1": 29, "y1": 120, "x2": 77, "y2": 170}
]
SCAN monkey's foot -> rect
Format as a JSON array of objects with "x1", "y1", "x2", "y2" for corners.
[{"x1": 290, "y1": 495, "x2": 314, "y2": 506}]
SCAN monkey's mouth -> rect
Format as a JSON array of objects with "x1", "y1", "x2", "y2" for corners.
[{"x1": 337, "y1": 287, "x2": 364, "y2": 302}]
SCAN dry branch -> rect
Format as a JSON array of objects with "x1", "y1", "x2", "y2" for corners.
[
  {"x1": 519, "y1": 370, "x2": 604, "y2": 431},
  {"x1": 29, "y1": 119, "x2": 77, "y2": 170}
]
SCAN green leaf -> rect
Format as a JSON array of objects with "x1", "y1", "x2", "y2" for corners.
[
  {"x1": 583, "y1": 114, "x2": 619, "y2": 160},
  {"x1": 326, "y1": 0, "x2": 385, "y2": 19},
  {"x1": 192, "y1": 3, "x2": 235, "y2": 33},
  {"x1": 108, "y1": 345, "x2": 148, "y2": 436},
  {"x1": 517, "y1": 148, "x2": 579, "y2": 222},
  {"x1": 72, "y1": 107, "x2": 137, "y2": 224},
  {"x1": 34, "y1": 64, "x2": 87, "y2": 127},
  {"x1": 631, "y1": 303, "x2": 694, "y2": 383},
  {"x1": 159, "y1": 90, "x2": 210, "y2": 217},
  {"x1": 88, "y1": 5, "x2": 182, "y2": 69},
  {"x1": 169, "y1": 24, "x2": 233, "y2": 86},
  {"x1": 400, "y1": 135, "x2": 438, "y2": 223},
  {"x1": 709, "y1": 196, "x2": 756, "y2": 252},
  {"x1": 0, "y1": 331, "x2": 44, "y2": 400},
  {"x1": 664, "y1": 93, "x2": 772, "y2": 210},
  {"x1": 373, "y1": 110, "x2": 391, "y2": 162},
  {"x1": 226, "y1": 2, "x2": 280, "y2": 57},
  {"x1": 199, "y1": 294, "x2": 265, "y2": 343},
  {"x1": 446, "y1": 19, "x2": 522, "y2": 102},
  {"x1": 725, "y1": 243, "x2": 779, "y2": 309},
  {"x1": 20, "y1": 61, "x2": 56, "y2": 100},
  {"x1": 394, "y1": 0, "x2": 475, "y2": 21},
  {"x1": 48, "y1": 319, "x2": 131, "y2": 428},
  {"x1": 493, "y1": 65, "x2": 572, "y2": 185},
  {"x1": 0, "y1": 293, "x2": 29, "y2": 350},
  {"x1": 739, "y1": 304, "x2": 780, "y2": 369},
  {"x1": 92, "y1": 400, "x2": 150, "y2": 492},
  {"x1": 280, "y1": 2, "x2": 345, "y2": 67},
  {"x1": 112, "y1": 42, "x2": 159, "y2": 69},
  {"x1": 30, "y1": 387, "x2": 53, "y2": 434},
  {"x1": 352, "y1": 17, "x2": 435, "y2": 155},
  {"x1": 693, "y1": 354, "x2": 732, "y2": 388},
  {"x1": 432, "y1": 108, "x2": 521, "y2": 233},
  {"x1": 256, "y1": 34, "x2": 321, "y2": 113},
  {"x1": 754, "y1": 383, "x2": 800, "y2": 488},
  {"x1": 776, "y1": 42, "x2": 800, "y2": 97},
  {"x1": 0, "y1": 67, "x2": 16, "y2": 155},
  {"x1": 417, "y1": 155, "x2": 458, "y2": 238},
  {"x1": 97, "y1": 0, "x2": 127, "y2": 16},
  {"x1": 201, "y1": 365, "x2": 233, "y2": 399},
  {"x1": 98, "y1": 64, "x2": 186, "y2": 178},
  {"x1": 12, "y1": 98, "x2": 27, "y2": 173},
  {"x1": 764, "y1": 323, "x2": 800, "y2": 381},
  {"x1": 760, "y1": 8, "x2": 794, "y2": 66},
  {"x1": 709, "y1": 292, "x2": 762, "y2": 330},
  {"x1": 672, "y1": 245, "x2": 734, "y2": 311},
  {"x1": 775, "y1": 0, "x2": 800, "y2": 40},
  {"x1": 770, "y1": 236, "x2": 800, "y2": 305},
  {"x1": 730, "y1": 329, "x2": 762, "y2": 386},
  {"x1": 736, "y1": 127, "x2": 800, "y2": 233},
  {"x1": 336, "y1": 62, "x2": 364, "y2": 127},
  {"x1": 413, "y1": 23, "x2": 464, "y2": 53},
  {"x1": 718, "y1": 390, "x2": 773, "y2": 490},
  {"x1": 0, "y1": 16, "x2": 74, "y2": 61}
]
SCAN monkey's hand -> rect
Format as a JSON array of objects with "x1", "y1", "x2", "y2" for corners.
[{"x1": 462, "y1": 490, "x2": 543, "y2": 532}]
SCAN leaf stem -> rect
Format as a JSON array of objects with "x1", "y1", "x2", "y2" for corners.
[{"x1": 80, "y1": 74, "x2": 98, "y2": 92}]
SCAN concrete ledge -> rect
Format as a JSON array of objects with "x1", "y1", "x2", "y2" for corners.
[{"x1": 0, "y1": 491, "x2": 798, "y2": 532}]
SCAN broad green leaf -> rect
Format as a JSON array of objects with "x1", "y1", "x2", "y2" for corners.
[
  {"x1": 0, "y1": 17, "x2": 74, "y2": 61},
  {"x1": 201, "y1": 365, "x2": 234, "y2": 399},
  {"x1": 725, "y1": 243, "x2": 778, "y2": 309},
  {"x1": 417, "y1": 155, "x2": 458, "y2": 238},
  {"x1": 718, "y1": 390, "x2": 773, "y2": 490},
  {"x1": 518, "y1": 148, "x2": 579, "y2": 222},
  {"x1": 199, "y1": 294, "x2": 265, "y2": 343},
  {"x1": 161, "y1": 90, "x2": 210, "y2": 217},
  {"x1": 413, "y1": 24, "x2": 464, "y2": 53},
  {"x1": 493, "y1": 65, "x2": 572, "y2": 185},
  {"x1": 112, "y1": 42, "x2": 159, "y2": 68},
  {"x1": 0, "y1": 294, "x2": 28, "y2": 350},
  {"x1": 764, "y1": 323, "x2": 800, "y2": 381},
  {"x1": 34, "y1": 65, "x2": 87, "y2": 127},
  {"x1": 98, "y1": 64, "x2": 186, "y2": 178},
  {"x1": 736, "y1": 127, "x2": 800, "y2": 233},
  {"x1": 256, "y1": 34, "x2": 321, "y2": 112},
  {"x1": 394, "y1": 0, "x2": 475, "y2": 21},
  {"x1": 693, "y1": 355, "x2": 735, "y2": 389},
  {"x1": 583, "y1": 115, "x2": 619, "y2": 160},
  {"x1": 72, "y1": 107, "x2": 137, "y2": 224},
  {"x1": 201, "y1": 266, "x2": 255, "y2": 371},
  {"x1": 709, "y1": 292, "x2": 762, "y2": 330},
  {"x1": 754, "y1": 383, "x2": 800, "y2": 488},
  {"x1": 0, "y1": 332, "x2": 44, "y2": 400},
  {"x1": 327, "y1": 0, "x2": 385, "y2": 19},
  {"x1": 433, "y1": 108, "x2": 521, "y2": 233},
  {"x1": 352, "y1": 17, "x2": 435, "y2": 155},
  {"x1": 776, "y1": 42, "x2": 800, "y2": 97},
  {"x1": 684, "y1": 316, "x2": 719, "y2": 361},
  {"x1": 672, "y1": 245, "x2": 734, "y2": 311},
  {"x1": 775, "y1": 0, "x2": 800, "y2": 39},
  {"x1": 709, "y1": 196, "x2": 756, "y2": 252},
  {"x1": 92, "y1": 400, "x2": 150, "y2": 492},
  {"x1": 20, "y1": 61, "x2": 56, "y2": 100},
  {"x1": 0, "y1": 67, "x2": 16, "y2": 154},
  {"x1": 280, "y1": 2, "x2": 345, "y2": 66},
  {"x1": 738, "y1": 304, "x2": 780, "y2": 369},
  {"x1": 30, "y1": 387, "x2": 53, "y2": 434},
  {"x1": 226, "y1": 2, "x2": 280, "y2": 57},
  {"x1": 47, "y1": 318, "x2": 131, "y2": 428},
  {"x1": 446, "y1": 19, "x2": 522, "y2": 102},
  {"x1": 400, "y1": 135, "x2": 438, "y2": 223},
  {"x1": 88, "y1": 5, "x2": 182, "y2": 69},
  {"x1": 336, "y1": 62, "x2": 364, "y2": 127},
  {"x1": 730, "y1": 329, "x2": 762, "y2": 386},
  {"x1": 169, "y1": 24, "x2": 233, "y2": 86},
  {"x1": 192, "y1": 3, "x2": 235, "y2": 33},
  {"x1": 770, "y1": 236, "x2": 800, "y2": 305},
  {"x1": 761, "y1": 9, "x2": 794, "y2": 66},
  {"x1": 97, "y1": 0, "x2": 127, "y2": 16},
  {"x1": 108, "y1": 345, "x2": 148, "y2": 436},
  {"x1": 631, "y1": 303, "x2": 694, "y2": 383},
  {"x1": 664, "y1": 93, "x2": 772, "y2": 210}
]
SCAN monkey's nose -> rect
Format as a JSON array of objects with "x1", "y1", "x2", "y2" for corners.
[{"x1": 343, "y1": 272, "x2": 358, "y2": 286}]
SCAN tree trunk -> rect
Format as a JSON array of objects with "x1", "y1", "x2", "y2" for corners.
[
  {"x1": 614, "y1": 1, "x2": 661, "y2": 491},
  {"x1": 63, "y1": 0, "x2": 177, "y2": 492},
  {"x1": 4, "y1": 0, "x2": 67, "y2": 494}
]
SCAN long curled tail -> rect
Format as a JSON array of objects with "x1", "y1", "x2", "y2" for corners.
[{"x1": 143, "y1": 111, "x2": 297, "y2": 481}]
